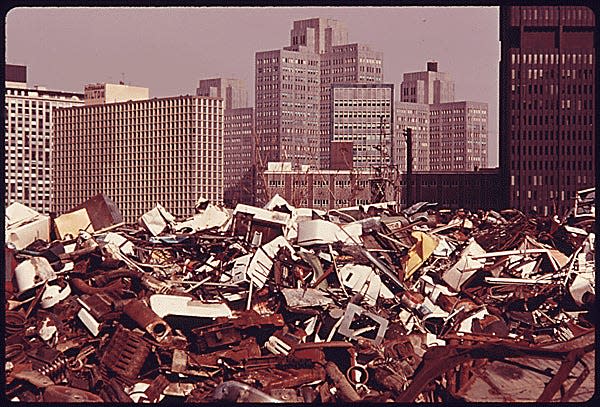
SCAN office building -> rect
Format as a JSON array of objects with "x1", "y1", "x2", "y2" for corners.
[
  {"x1": 53, "y1": 91, "x2": 223, "y2": 222},
  {"x1": 255, "y1": 18, "x2": 383, "y2": 171},
  {"x1": 429, "y1": 101, "x2": 488, "y2": 171},
  {"x1": 197, "y1": 78, "x2": 255, "y2": 206},
  {"x1": 397, "y1": 62, "x2": 488, "y2": 172},
  {"x1": 500, "y1": 6, "x2": 595, "y2": 215},
  {"x1": 84, "y1": 82, "x2": 149, "y2": 105},
  {"x1": 400, "y1": 61, "x2": 455, "y2": 104},
  {"x1": 197, "y1": 78, "x2": 248, "y2": 110},
  {"x1": 5, "y1": 64, "x2": 84, "y2": 213},
  {"x1": 224, "y1": 107, "x2": 256, "y2": 206},
  {"x1": 395, "y1": 102, "x2": 430, "y2": 172},
  {"x1": 331, "y1": 83, "x2": 394, "y2": 169}
]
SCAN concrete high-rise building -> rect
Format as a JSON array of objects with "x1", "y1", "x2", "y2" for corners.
[
  {"x1": 396, "y1": 62, "x2": 487, "y2": 173},
  {"x1": 197, "y1": 78, "x2": 248, "y2": 110},
  {"x1": 53, "y1": 92, "x2": 223, "y2": 222},
  {"x1": 255, "y1": 17, "x2": 383, "y2": 171},
  {"x1": 331, "y1": 83, "x2": 394, "y2": 169},
  {"x1": 197, "y1": 78, "x2": 255, "y2": 206},
  {"x1": 395, "y1": 102, "x2": 430, "y2": 172},
  {"x1": 84, "y1": 83, "x2": 149, "y2": 105},
  {"x1": 430, "y1": 101, "x2": 488, "y2": 171},
  {"x1": 5, "y1": 64, "x2": 84, "y2": 213},
  {"x1": 500, "y1": 6, "x2": 595, "y2": 215},
  {"x1": 224, "y1": 107, "x2": 256, "y2": 206},
  {"x1": 400, "y1": 61, "x2": 455, "y2": 104}
]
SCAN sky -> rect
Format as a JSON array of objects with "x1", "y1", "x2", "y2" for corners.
[{"x1": 5, "y1": 7, "x2": 500, "y2": 166}]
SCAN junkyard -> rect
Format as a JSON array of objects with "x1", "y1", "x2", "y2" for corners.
[{"x1": 4, "y1": 190, "x2": 595, "y2": 402}]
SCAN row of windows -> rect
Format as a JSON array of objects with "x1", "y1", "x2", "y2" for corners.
[
  {"x1": 521, "y1": 7, "x2": 592, "y2": 22},
  {"x1": 511, "y1": 52, "x2": 593, "y2": 66},
  {"x1": 510, "y1": 159, "x2": 592, "y2": 172}
]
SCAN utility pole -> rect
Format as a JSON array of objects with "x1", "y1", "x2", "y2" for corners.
[{"x1": 404, "y1": 127, "x2": 413, "y2": 208}]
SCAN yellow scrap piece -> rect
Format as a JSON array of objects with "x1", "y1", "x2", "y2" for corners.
[{"x1": 404, "y1": 231, "x2": 439, "y2": 280}]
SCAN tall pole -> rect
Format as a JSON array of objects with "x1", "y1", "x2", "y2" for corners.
[{"x1": 405, "y1": 127, "x2": 413, "y2": 208}]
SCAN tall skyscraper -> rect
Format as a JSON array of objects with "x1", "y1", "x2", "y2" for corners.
[
  {"x1": 395, "y1": 102, "x2": 430, "y2": 172},
  {"x1": 331, "y1": 83, "x2": 394, "y2": 169},
  {"x1": 429, "y1": 101, "x2": 488, "y2": 171},
  {"x1": 255, "y1": 18, "x2": 383, "y2": 171},
  {"x1": 500, "y1": 6, "x2": 595, "y2": 215},
  {"x1": 5, "y1": 64, "x2": 84, "y2": 213},
  {"x1": 53, "y1": 88, "x2": 223, "y2": 222},
  {"x1": 224, "y1": 107, "x2": 256, "y2": 206},
  {"x1": 197, "y1": 78, "x2": 255, "y2": 206},
  {"x1": 398, "y1": 62, "x2": 488, "y2": 172},
  {"x1": 84, "y1": 83, "x2": 149, "y2": 105}
]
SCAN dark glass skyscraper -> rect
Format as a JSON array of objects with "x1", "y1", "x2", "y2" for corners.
[{"x1": 500, "y1": 6, "x2": 595, "y2": 215}]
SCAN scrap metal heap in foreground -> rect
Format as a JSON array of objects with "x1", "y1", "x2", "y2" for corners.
[{"x1": 4, "y1": 192, "x2": 595, "y2": 402}]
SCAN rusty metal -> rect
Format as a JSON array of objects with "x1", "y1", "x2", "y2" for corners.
[
  {"x1": 5, "y1": 311, "x2": 26, "y2": 335},
  {"x1": 122, "y1": 299, "x2": 171, "y2": 342},
  {"x1": 396, "y1": 333, "x2": 595, "y2": 402},
  {"x1": 78, "y1": 291, "x2": 125, "y2": 322},
  {"x1": 5, "y1": 193, "x2": 595, "y2": 402},
  {"x1": 325, "y1": 361, "x2": 361, "y2": 402},
  {"x1": 234, "y1": 366, "x2": 326, "y2": 391},
  {"x1": 43, "y1": 385, "x2": 104, "y2": 402},
  {"x1": 100, "y1": 325, "x2": 150, "y2": 380},
  {"x1": 98, "y1": 378, "x2": 134, "y2": 402},
  {"x1": 536, "y1": 347, "x2": 590, "y2": 402},
  {"x1": 189, "y1": 337, "x2": 261, "y2": 366},
  {"x1": 192, "y1": 322, "x2": 242, "y2": 351},
  {"x1": 143, "y1": 374, "x2": 170, "y2": 402},
  {"x1": 6, "y1": 344, "x2": 27, "y2": 364},
  {"x1": 70, "y1": 277, "x2": 124, "y2": 294}
]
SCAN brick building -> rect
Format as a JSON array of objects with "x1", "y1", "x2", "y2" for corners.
[{"x1": 265, "y1": 162, "x2": 501, "y2": 211}]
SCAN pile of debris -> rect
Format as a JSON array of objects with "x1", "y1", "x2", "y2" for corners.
[{"x1": 5, "y1": 192, "x2": 595, "y2": 402}]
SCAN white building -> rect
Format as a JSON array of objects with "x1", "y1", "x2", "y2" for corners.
[
  {"x1": 4, "y1": 64, "x2": 84, "y2": 213},
  {"x1": 53, "y1": 91, "x2": 224, "y2": 222}
]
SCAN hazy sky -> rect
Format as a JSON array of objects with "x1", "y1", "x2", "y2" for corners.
[{"x1": 5, "y1": 7, "x2": 500, "y2": 165}]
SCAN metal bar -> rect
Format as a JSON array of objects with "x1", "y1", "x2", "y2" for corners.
[{"x1": 537, "y1": 349, "x2": 582, "y2": 402}]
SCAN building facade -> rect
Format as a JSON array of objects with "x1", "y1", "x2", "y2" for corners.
[
  {"x1": 5, "y1": 64, "x2": 84, "y2": 213},
  {"x1": 84, "y1": 83, "x2": 149, "y2": 106},
  {"x1": 264, "y1": 162, "x2": 374, "y2": 210},
  {"x1": 265, "y1": 161, "x2": 502, "y2": 211},
  {"x1": 197, "y1": 78, "x2": 248, "y2": 110},
  {"x1": 395, "y1": 102, "x2": 430, "y2": 172},
  {"x1": 400, "y1": 61, "x2": 455, "y2": 104},
  {"x1": 224, "y1": 107, "x2": 256, "y2": 206},
  {"x1": 53, "y1": 94, "x2": 223, "y2": 222},
  {"x1": 500, "y1": 6, "x2": 595, "y2": 215},
  {"x1": 429, "y1": 101, "x2": 488, "y2": 171},
  {"x1": 255, "y1": 18, "x2": 383, "y2": 171},
  {"x1": 397, "y1": 62, "x2": 488, "y2": 173},
  {"x1": 197, "y1": 78, "x2": 255, "y2": 207},
  {"x1": 331, "y1": 83, "x2": 394, "y2": 169}
]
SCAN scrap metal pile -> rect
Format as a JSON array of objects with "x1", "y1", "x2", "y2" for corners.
[{"x1": 4, "y1": 192, "x2": 595, "y2": 402}]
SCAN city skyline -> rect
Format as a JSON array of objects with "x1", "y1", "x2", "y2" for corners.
[{"x1": 5, "y1": 6, "x2": 500, "y2": 165}]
